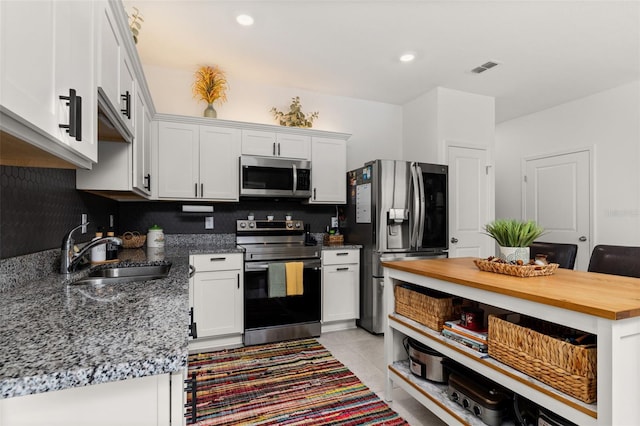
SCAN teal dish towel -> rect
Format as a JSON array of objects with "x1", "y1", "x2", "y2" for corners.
[{"x1": 268, "y1": 263, "x2": 286, "y2": 298}]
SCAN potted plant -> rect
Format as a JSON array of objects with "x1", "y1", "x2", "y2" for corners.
[{"x1": 483, "y1": 219, "x2": 545, "y2": 263}]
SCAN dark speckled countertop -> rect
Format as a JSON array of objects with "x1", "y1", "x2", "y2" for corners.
[
  {"x1": 0, "y1": 242, "x2": 239, "y2": 400},
  {"x1": 0, "y1": 237, "x2": 355, "y2": 400}
]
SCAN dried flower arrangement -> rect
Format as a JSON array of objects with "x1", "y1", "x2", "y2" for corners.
[
  {"x1": 192, "y1": 65, "x2": 228, "y2": 117},
  {"x1": 271, "y1": 96, "x2": 319, "y2": 128},
  {"x1": 128, "y1": 7, "x2": 144, "y2": 44}
]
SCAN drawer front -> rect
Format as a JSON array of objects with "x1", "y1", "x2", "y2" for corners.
[
  {"x1": 191, "y1": 253, "x2": 243, "y2": 272},
  {"x1": 322, "y1": 249, "x2": 359, "y2": 265}
]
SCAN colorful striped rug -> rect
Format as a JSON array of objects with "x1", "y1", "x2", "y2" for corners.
[{"x1": 186, "y1": 338, "x2": 408, "y2": 425}]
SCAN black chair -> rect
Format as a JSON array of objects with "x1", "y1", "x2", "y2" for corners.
[
  {"x1": 587, "y1": 245, "x2": 640, "y2": 278},
  {"x1": 529, "y1": 241, "x2": 578, "y2": 269}
]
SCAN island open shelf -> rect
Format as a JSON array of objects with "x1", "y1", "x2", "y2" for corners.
[{"x1": 382, "y1": 257, "x2": 640, "y2": 426}]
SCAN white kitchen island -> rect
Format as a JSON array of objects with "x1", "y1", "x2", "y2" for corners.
[{"x1": 383, "y1": 257, "x2": 640, "y2": 426}]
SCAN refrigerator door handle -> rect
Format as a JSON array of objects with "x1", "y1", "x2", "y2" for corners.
[
  {"x1": 415, "y1": 164, "x2": 426, "y2": 249},
  {"x1": 409, "y1": 162, "x2": 420, "y2": 248}
]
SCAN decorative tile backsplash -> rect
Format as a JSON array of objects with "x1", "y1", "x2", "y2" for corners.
[{"x1": 1, "y1": 166, "x2": 340, "y2": 259}]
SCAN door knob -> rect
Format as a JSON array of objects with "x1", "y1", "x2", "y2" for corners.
[
  {"x1": 450, "y1": 237, "x2": 458, "y2": 244},
  {"x1": 579, "y1": 236, "x2": 587, "y2": 242}
]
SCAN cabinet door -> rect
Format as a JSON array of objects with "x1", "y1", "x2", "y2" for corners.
[
  {"x1": 241, "y1": 130, "x2": 277, "y2": 157},
  {"x1": 56, "y1": 0, "x2": 97, "y2": 162},
  {"x1": 98, "y1": 3, "x2": 121, "y2": 110},
  {"x1": 157, "y1": 121, "x2": 199, "y2": 199},
  {"x1": 322, "y1": 264, "x2": 359, "y2": 322},
  {"x1": 192, "y1": 270, "x2": 243, "y2": 338},
  {"x1": 0, "y1": 1, "x2": 57, "y2": 137},
  {"x1": 199, "y1": 126, "x2": 241, "y2": 200},
  {"x1": 133, "y1": 88, "x2": 151, "y2": 196},
  {"x1": 276, "y1": 133, "x2": 311, "y2": 159},
  {"x1": 309, "y1": 137, "x2": 347, "y2": 204},
  {"x1": 119, "y1": 54, "x2": 135, "y2": 134}
]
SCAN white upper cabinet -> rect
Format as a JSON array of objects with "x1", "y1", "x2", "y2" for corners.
[
  {"x1": 0, "y1": 0, "x2": 97, "y2": 167},
  {"x1": 133, "y1": 88, "x2": 152, "y2": 196},
  {"x1": 156, "y1": 118, "x2": 240, "y2": 201},
  {"x1": 241, "y1": 130, "x2": 310, "y2": 160},
  {"x1": 309, "y1": 137, "x2": 347, "y2": 204}
]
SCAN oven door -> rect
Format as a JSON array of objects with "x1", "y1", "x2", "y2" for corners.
[{"x1": 244, "y1": 258, "x2": 321, "y2": 331}]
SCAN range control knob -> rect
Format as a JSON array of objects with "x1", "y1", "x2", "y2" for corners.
[
  {"x1": 287, "y1": 222, "x2": 293, "y2": 229},
  {"x1": 239, "y1": 222, "x2": 246, "y2": 228},
  {"x1": 249, "y1": 222, "x2": 255, "y2": 228},
  {"x1": 295, "y1": 222, "x2": 301, "y2": 228}
]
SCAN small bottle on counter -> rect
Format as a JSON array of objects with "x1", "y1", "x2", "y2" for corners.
[
  {"x1": 91, "y1": 230, "x2": 106, "y2": 263},
  {"x1": 106, "y1": 230, "x2": 118, "y2": 261}
]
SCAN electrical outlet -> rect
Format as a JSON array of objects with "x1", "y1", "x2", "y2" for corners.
[
  {"x1": 81, "y1": 214, "x2": 88, "y2": 233},
  {"x1": 205, "y1": 216, "x2": 214, "y2": 229},
  {"x1": 109, "y1": 214, "x2": 114, "y2": 228}
]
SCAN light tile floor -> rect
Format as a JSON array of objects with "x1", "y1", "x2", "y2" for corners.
[{"x1": 318, "y1": 327, "x2": 446, "y2": 426}]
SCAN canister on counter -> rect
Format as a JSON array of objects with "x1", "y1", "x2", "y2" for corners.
[{"x1": 147, "y1": 225, "x2": 165, "y2": 248}]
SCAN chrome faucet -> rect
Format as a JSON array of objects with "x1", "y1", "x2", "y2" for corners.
[{"x1": 60, "y1": 223, "x2": 122, "y2": 274}]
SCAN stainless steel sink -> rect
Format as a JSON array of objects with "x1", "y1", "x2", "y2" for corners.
[{"x1": 70, "y1": 263, "x2": 172, "y2": 286}]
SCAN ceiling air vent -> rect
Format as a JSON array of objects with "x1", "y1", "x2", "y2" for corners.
[{"x1": 471, "y1": 60, "x2": 500, "y2": 74}]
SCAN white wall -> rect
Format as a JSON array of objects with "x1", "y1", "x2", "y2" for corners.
[
  {"x1": 495, "y1": 80, "x2": 640, "y2": 246},
  {"x1": 143, "y1": 64, "x2": 403, "y2": 170},
  {"x1": 403, "y1": 87, "x2": 495, "y2": 164}
]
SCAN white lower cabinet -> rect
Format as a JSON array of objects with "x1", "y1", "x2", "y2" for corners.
[
  {"x1": 321, "y1": 249, "x2": 360, "y2": 332},
  {"x1": 0, "y1": 371, "x2": 185, "y2": 426},
  {"x1": 189, "y1": 253, "x2": 243, "y2": 351}
]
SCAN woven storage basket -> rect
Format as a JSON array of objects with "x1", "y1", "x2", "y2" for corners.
[
  {"x1": 474, "y1": 259, "x2": 558, "y2": 277},
  {"x1": 488, "y1": 315, "x2": 597, "y2": 403},
  {"x1": 119, "y1": 231, "x2": 146, "y2": 249},
  {"x1": 394, "y1": 284, "x2": 458, "y2": 331},
  {"x1": 323, "y1": 234, "x2": 344, "y2": 246}
]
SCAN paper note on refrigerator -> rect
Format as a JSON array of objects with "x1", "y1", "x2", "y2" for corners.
[{"x1": 356, "y1": 183, "x2": 371, "y2": 223}]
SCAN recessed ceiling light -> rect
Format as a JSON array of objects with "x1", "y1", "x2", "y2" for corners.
[
  {"x1": 236, "y1": 14, "x2": 254, "y2": 26},
  {"x1": 399, "y1": 53, "x2": 416, "y2": 63}
]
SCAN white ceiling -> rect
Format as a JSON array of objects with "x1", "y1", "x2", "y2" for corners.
[{"x1": 127, "y1": 0, "x2": 640, "y2": 123}]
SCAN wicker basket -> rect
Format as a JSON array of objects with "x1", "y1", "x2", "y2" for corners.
[
  {"x1": 323, "y1": 234, "x2": 344, "y2": 246},
  {"x1": 474, "y1": 259, "x2": 559, "y2": 277},
  {"x1": 394, "y1": 284, "x2": 459, "y2": 331},
  {"x1": 488, "y1": 315, "x2": 597, "y2": 403},
  {"x1": 119, "y1": 231, "x2": 146, "y2": 249}
]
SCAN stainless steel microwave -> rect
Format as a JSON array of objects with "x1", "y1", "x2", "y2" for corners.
[{"x1": 240, "y1": 156, "x2": 312, "y2": 198}]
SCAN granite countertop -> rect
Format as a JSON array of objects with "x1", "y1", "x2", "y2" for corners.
[
  {"x1": 0, "y1": 237, "x2": 361, "y2": 400},
  {"x1": 0, "y1": 242, "x2": 240, "y2": 400}
]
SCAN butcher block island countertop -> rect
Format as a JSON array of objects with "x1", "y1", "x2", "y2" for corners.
[
  {"x1": 381, "y1": 256, "x2": 640, "y2": 426},
  {"x1": 382, "y1": 257, "x2": 640, "y2": 320}
]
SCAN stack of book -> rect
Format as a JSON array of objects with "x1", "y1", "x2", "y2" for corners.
[{"x1": 442, "y1": 320, "x2": 488, "y2": 353}]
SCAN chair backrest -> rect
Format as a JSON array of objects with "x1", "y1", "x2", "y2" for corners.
[
  {"x1": 529, "y1": 241, "x2": 578, "y2": 269},
  {"x1": 587, "y1": 245, "x2": 640, "y2": 278}
]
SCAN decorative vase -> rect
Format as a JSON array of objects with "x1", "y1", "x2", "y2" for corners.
[
  {"x1": 203, "y1": 103, "x2": 217, "y2": 118},
  {"x1": 498, "y1": 246, "x2": 530, "y2": 263}
]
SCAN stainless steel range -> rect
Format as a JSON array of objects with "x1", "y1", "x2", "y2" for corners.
[{"x1": 237, "y1": 219, "x2": 321, "y2": 346}]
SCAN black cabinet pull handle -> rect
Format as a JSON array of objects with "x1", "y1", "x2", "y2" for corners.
[
  {"x1": 237, "y1": 273, "x2": 240, "y2": 289},
  {"x1": 201, "y1": 183, "x2": 204, "y2": 198},
  {"x1": 144, "y1": 174, "x2": 151, "y2": 191},
  {"x1": 272, "y1": 142, "x2": 276, "y2": 156},
  {"x1": 195, "y1": 183, "x2": 198, "y2": 197},
  {"x1": 336, "y1": 252, "x2": 349, "y2": 256},
  {"x1": 337, "y1": 267, "x2": 349, "y2": 271},
  {"x1": 188, "y1": 264, "x2": 195, "y2": 278},
  {"x1": 120, "y1": 90, "x2": 131, "y2": 119},
  {"x1": 74, "y1": 95, "x2": 82, "y2": 141},
  {"x1": 209, "y1": 257, "x2": 226, "y2": 262},
  {"x1": 59, "y1": 88, "x2": 77, "y2": 139},
  {"x1": 188, "y1": 307, "x2": 198, "y2": 338},
  {"x1": 277, "y1": 142, "x2": 281, "y2": 156},
  {"x1": 313, "y1": 188, "x2": 317, "y2": 200}
]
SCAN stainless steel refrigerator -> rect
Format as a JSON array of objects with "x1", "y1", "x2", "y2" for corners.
[{"x1": 344, "y1": 160, "x2": 448, "y2": 334}]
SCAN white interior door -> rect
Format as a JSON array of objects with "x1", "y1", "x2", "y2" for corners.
[
  {"x1": 447, "y1": 145, "x2": 493, "y2": 258},
  {"x1": 523, "y1": 150, "x2": 591, "y2": 270}
]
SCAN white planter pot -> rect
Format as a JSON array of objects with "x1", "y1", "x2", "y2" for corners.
[{"x1": 498, "y1": 246, "x2": 530, "y2": 263}]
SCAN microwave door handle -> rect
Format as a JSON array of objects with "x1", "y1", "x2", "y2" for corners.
[
  {"x1": 292, "y1": 164, "x2": 297, "y2": 195},
  {"x1": 416, "y1": 164, "x2": 426, "y2": 249},
  {"x1": 410, "y1": 163, "x2": 420, "y2": 249}
]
